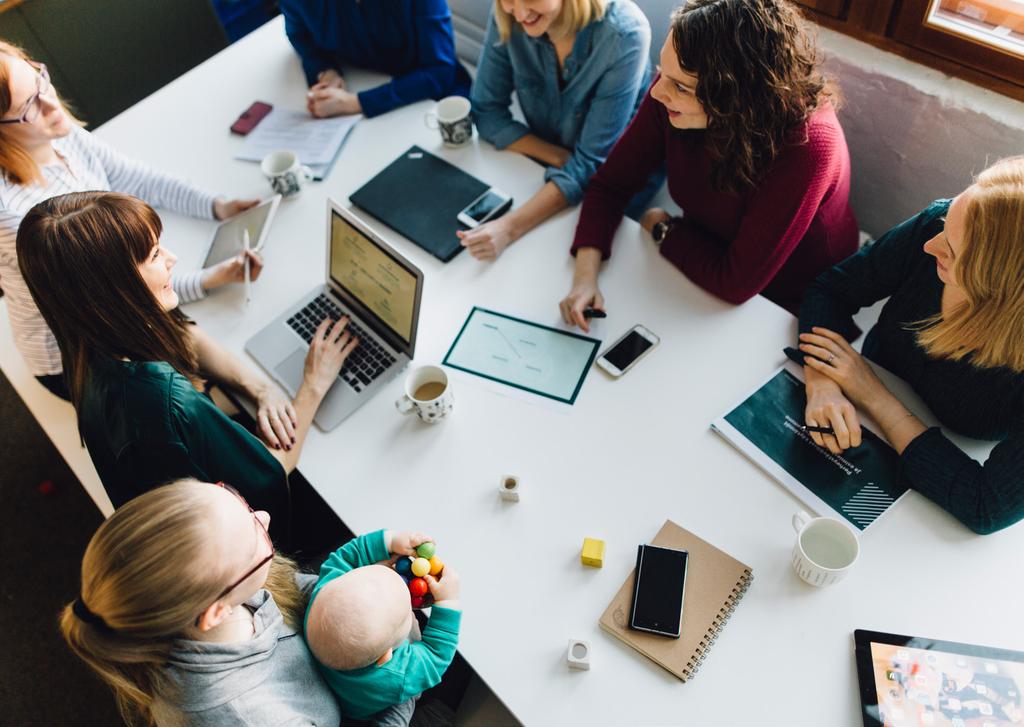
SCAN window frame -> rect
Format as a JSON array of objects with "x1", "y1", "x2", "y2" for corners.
[{"x1": 797, "y1": 0, "x2": 1024, "y2": 101}]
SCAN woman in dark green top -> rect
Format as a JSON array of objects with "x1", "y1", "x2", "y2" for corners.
[
  {"x1": 17, "y1": 192, "x2": 359, "y2": 538},
  {"x1": 795, "y1": 156, "x2": 1024, "y2": 534}
]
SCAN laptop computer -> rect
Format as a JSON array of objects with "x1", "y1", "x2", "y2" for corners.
[{"x1": 245, "y1": 200, "x2": 424, "y2": 431}]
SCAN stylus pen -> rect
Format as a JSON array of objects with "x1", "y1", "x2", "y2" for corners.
[
  {"x1": 242, "y1": 228, "x2": 252, "y2": 306},
  {"x1": 583, "y1": 307, "x2": 606, "y2": 319},
  {"x1": 802, "y1": 424, "x2": 836, "y2": 435}
]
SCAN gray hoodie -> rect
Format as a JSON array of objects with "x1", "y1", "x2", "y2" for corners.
[{"x1": 149, "y1": 575, "x2": 415, "y2": 727}]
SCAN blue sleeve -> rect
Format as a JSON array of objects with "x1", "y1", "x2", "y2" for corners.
[
  {"x1": 317, "y1": 530, "x2": 390, "y2": 583},
  {"x1": 545, "y1": 24, "x2": 651, "y2": 205},
  {"x1": 470, "y1": 10, "x2": 530, "y2": 149},
  {"x1": 798, "y1": 200, "x2": 950, "y2": 341},
  {"x1": 357, "y1": 0, "x2": 463, "y2": 118},
  {"x1": 280, "y1": 0, "x2": 336, "y2": 86},
  {"x1": 393, "y1": 606, "x2": 462, "y2": 701}
]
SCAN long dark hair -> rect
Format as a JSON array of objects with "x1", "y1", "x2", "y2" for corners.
[
  {"x1": 16, "y1": 191, "x2": 198, "y2": 410},
  {"x1": 671, "y1": 0, "x2": 834, "y2": 194}
]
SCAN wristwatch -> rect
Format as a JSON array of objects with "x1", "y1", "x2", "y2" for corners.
[{"x1": 651, "y1": 218, "x2": 673, "y2": 245}]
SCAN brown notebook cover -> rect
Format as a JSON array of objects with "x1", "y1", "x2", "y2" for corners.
[{"x1": 598, "y1": 520, "x2": 753, "y2": 682}]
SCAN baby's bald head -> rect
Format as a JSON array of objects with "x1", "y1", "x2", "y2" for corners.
[{"x1": 306, "y1": 564, "x2": 412, "y2": 670}]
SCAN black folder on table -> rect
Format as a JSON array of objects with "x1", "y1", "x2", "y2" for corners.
[{"x1": 349, "y1": 145, "x2": 500, "y2": 262}]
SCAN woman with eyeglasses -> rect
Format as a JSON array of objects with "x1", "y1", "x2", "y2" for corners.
[
  {"x1": 795, "y1": 156, "x2": 1024, "y2": 535},
  {"x1": 17, "y1": 191, "x2": 358, "y2": 537},
  {"x1": 61, "y1": 479, "x2": 416, "y2": 726},
  {"x1": 0, "y1": 40, "x2": 259, "y2": 400},
  {"x1": 560, "y1": 0, "x2": 859, "y2": 329}
]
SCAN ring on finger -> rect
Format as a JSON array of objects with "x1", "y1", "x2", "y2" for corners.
[{"x1": 827, "y1": 352, "x2": 836, "y2": 363}]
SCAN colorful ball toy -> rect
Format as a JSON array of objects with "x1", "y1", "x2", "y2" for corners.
[{"x1": 394, "y1": 541, "x2": 444, "y2": 609}]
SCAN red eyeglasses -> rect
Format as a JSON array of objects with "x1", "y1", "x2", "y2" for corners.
[{"x1": 211, "y1": 482, "x2": 275, "y2": 602}]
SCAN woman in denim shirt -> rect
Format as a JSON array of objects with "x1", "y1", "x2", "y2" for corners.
[{"x1": 462, "y1": 0, "x2": 653, "y2": 261}]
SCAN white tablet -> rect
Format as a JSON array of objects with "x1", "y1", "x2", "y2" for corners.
[{"x1": 202, "y1": 194, "x2": 281, "y2": 267}]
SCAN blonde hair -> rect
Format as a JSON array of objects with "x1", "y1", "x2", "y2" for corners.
[
  {"x1": 59, "y1": 479, "x2": 305, "y2": 727},
  {"x1": 915, "y1": 156, "x2": 1024, "y2": 372},
  {"x1": 493, "y1": 0, "x2": 607, "y2": 42},
  {"x1": 0, "y1": 40, "x2": 84, "y2": 186}
]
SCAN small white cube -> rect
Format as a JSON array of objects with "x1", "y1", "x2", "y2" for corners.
[
  {"x1": 499, "y1": 474, "x2": 520, "y2": 502},
  {"x1": 567, "y1": 639, "x2": 590, "y2": 670}
]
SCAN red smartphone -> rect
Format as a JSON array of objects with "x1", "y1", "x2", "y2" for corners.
[{"x1": 230, "y1": 101, "x2": 273, "y2": 135}]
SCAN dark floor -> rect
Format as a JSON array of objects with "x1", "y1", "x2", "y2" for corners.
[{"x1": 0, "y1": 371, "x2": 124, "y2": 725}]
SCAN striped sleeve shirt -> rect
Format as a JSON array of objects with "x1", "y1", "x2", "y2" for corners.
[{"x1": 0, "y1": 126, "x2": 217, "y2": 376}]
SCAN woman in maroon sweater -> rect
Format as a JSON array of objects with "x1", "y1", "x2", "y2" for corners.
[{"x1": 560, "y1": 0, "x2": 858, "y2": 328}]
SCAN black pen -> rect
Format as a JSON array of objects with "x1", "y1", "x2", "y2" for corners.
[
  {"x1": 583, "y1": 308, "x2": 607, "y2": 319},
  {"x1": 802, "y1": 424, "x2": 836, "y2": 435}
]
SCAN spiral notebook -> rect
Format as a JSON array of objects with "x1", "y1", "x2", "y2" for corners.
[{"x1": 598, "y1": 520, "x2": 753, "y2": 682}]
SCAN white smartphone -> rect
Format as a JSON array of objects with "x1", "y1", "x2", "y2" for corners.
[
  {"x1": 595, "y1": 325, "x2": 660, "y2": 377},
  {"x1": 457, "y1": 187, "x2": 513, "y2": 228}
]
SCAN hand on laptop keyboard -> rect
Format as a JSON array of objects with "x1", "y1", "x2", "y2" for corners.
[
  {"x1": 303, "y1": 317, "x2": 359, "y2": 397},
  {"x1": 286, "y1": 293, "x2": 397, "y2": 393}
]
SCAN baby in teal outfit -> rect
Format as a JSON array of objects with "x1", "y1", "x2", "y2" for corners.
[{"x1": 304, "y1": 529, "x2": 462, "y2": 721}]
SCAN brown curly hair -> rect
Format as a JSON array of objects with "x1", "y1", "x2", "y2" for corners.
[{"x1": 671, "y1": 0, "x2": 835, "y2": 194}]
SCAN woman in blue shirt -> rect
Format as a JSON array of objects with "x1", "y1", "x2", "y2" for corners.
[
  {"x1": 462, "y1": 0, "x2": 653, "y2": 261},
  {"x1": 280, "y1": 0, "x2": 471, "y2": 119}
]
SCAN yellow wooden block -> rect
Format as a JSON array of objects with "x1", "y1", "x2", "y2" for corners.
[{"x1": 581, "y1": 537, "x2": 605, "y2": 568}]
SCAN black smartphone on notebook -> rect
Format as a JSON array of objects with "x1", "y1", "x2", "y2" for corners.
[{"x1": 629, "y1": 544, "x2": 689, "y2": 638}]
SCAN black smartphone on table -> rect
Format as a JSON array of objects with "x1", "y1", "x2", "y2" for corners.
[{"x1": 629, "y1": 544, "x2": 689, "y2": 638}]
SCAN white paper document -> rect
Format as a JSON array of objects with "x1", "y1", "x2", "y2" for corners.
[{"x1": 235, "y1": 109, "x2": 359, "y2": 167}]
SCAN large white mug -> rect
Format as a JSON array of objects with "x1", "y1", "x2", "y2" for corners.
[
  {"x1": 791, "y1": 510, "x2": 860, "y2": 587},
  {"x1": 395, "y1": 365, "x2": 453, "y2": 424},
  {"x1": 260, "y1": 150, "x2": 312, "y2": 198},
  {"x1": 424, "y1": 96, "x2": 473, "y2": 147}
]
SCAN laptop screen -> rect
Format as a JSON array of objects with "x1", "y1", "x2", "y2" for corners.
[{"x1": 329, "y1": 209, "x2": 419, "y2": 346}]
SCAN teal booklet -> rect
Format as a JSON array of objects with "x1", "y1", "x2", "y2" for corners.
[
  {"x1": 711, "y1": 367, "x2": 908, "y2": 531},
  {"x1": 443, "y1": 307, "x2": 600, "y2": 405}
]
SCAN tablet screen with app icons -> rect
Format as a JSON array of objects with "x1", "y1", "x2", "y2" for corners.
[{"x1": 855, "y1": 630, "x2": 1024, "y2": 727}]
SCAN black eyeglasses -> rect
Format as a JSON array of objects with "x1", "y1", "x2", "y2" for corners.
[
  {"x1": 212, "y1": 482, "x2": 275, "y2": 602},
  {"x1": 0, "y1": 62, "x2": 50, "y2": 125}
]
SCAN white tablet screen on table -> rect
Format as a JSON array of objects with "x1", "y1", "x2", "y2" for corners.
[
  {"x1": 202, "y1": 195, "x2": 281, "y2": 267},
  {"x1": 443, "y1": 307, "x2": 600, "y2": 405}
]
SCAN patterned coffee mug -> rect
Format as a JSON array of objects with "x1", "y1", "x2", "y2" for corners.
[
  {"x1": 260, "y1": 150, "x2": 313, "y2": 198},
  {"x1": 424, "y1": 96, "x2": 473, "y2": 147},
  {"x1": 395, "y1": 365, "x2": 453, "y2": 424},
  {"x1": 791, "y1": 510, "x2": 860, "y2": 587}
]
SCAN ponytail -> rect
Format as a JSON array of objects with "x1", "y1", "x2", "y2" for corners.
[{"x1": 59, "y1": 479, "x2": 305, "y2": 726}]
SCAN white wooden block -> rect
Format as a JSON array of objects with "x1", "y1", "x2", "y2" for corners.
[
  {"x1": 499, "y1": 474, "x2": 520, "y2": 502},
  {"x1": 567, "y1": 639, "x2": 590, "y2": 670}
]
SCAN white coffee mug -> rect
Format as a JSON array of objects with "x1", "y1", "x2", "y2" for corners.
[
  {"x1": 424, "y1": 96, "x2": 473, "y2": 147},
  {"x1": 260, "y1": 150, "x2": 312, "y2": 198},
  {"x1": 395, "y1": 365, "x2": 453, "y2": 424},
  {"x1": 791, "y1": 510, "x2": 860, "y2": 587}
]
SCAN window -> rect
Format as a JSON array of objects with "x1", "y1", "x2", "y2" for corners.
[
  {"x1": 927, "y1": 0, "x2": 1024, "y2": 58},
  {"x1": 796, "y1": 0, "x2": 1024, "y2": 99}
]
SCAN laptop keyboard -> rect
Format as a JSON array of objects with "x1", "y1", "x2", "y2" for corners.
[{"x1": 286, "y1": 293, "x2": 397, "y2": 393}]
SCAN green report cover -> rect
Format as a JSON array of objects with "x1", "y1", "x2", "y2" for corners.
[{"x1": 711, "y1": 368, "x2": 908, "y2": 531}]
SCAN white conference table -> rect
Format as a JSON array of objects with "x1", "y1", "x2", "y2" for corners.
[{"x1": 4, "y1": 17, "x2": 1023, "y2": 727}]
